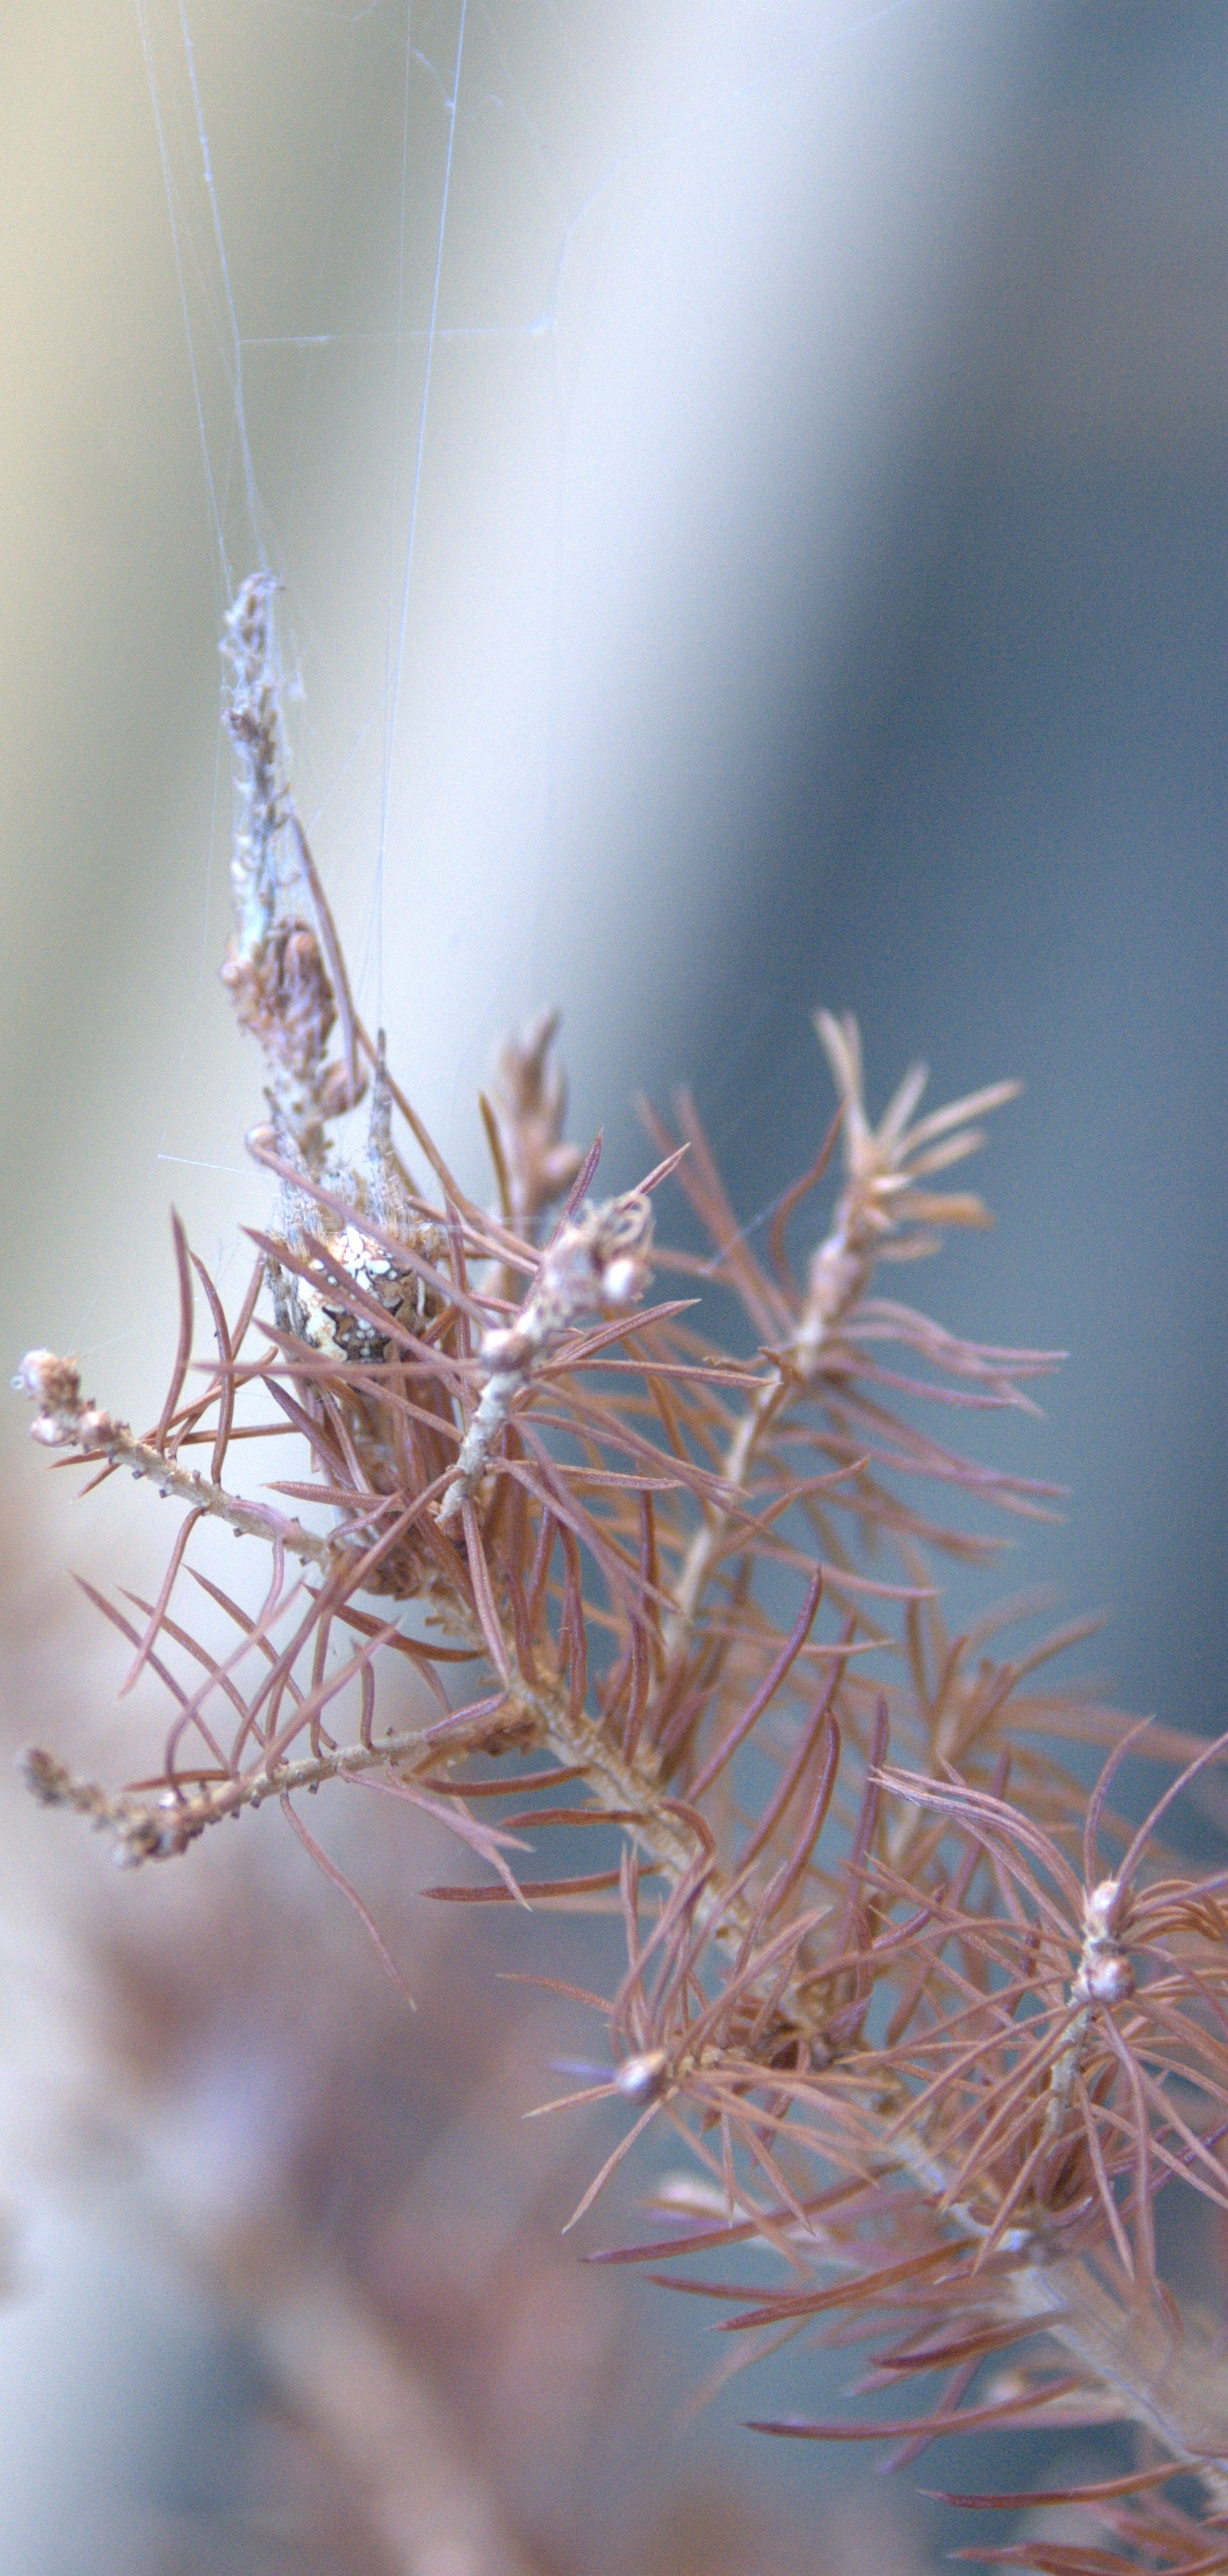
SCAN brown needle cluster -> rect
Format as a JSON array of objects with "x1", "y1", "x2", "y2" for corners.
[{"x1": 13, "y1": 577, "x2": 1228, "y2": 2570}]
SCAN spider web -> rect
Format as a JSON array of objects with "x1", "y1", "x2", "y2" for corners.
[
  {"x1": 46, "y1": 0, "x2": 1032, "y2": 1401},
  {"x1": 119, "y1": 0, "x2": 944, "y2": 1189}
]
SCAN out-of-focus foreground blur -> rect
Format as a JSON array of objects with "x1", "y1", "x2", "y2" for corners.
[{"x1": 0, "y1": 4, "x2": 1223, "y2": 2569}]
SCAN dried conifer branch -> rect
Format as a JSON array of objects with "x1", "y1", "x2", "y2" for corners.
[
  {"x1": 655, "y1": 1019, "x2": 1028, "y2": 1663},
  {"x1": 15, "y1": 1347, "x2": 337, "y2": 1568},
  {"x1": 219, "y1": 573, "x2": 363, "y2": 1164},
  {"x1": 13, "y1": 576, "x2": 1227, "y2": 2565},
  {"x1": 486, "y1": 1008, "x2": 586, "y2": 1237},
  {"x1": 438, "y1": 1185, "x2": 656, "y2": 1529}
]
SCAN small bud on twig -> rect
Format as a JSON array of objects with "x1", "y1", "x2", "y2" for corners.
[{"x1": 439, "y1": 1187, "x2": 654, "y2": 1529}]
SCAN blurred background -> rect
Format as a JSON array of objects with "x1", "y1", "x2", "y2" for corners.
[{"x1": 0, "y1": 1, "x2": 1223, "y2": 2567}]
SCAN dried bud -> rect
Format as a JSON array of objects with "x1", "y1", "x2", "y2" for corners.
[
  {"x1": 489, "y1": 1010, "x2": 585, "y2": 1231},
  {"x1": 1084, "y1": 1878, "x2": 1124, "y2": 1942},
  {"x1": 538, "y1": 1190, "x2": 654, "y2": 1335},
  {"x1": 1075, "y1": 1878, "x2": 1134, "y2": 2007},
  {"x1": 15, "y1": 1349, "x2": 81, "y2": 1409},
  {"x1": 439, "y1": 1185, "x2": 656, "y2": 1527},
  {"x1": 615, "y1": 2049, "x2": 668, "y2": 2104},
  {"x1": 602, "y1": 1254, "x2": 645, "y2": 1307},
  {"x1": 29, "y1": 1414, "x2": 74, "y2": 1448},
  {"x1": 76, "y1": 1406, "x2": 119, "y2": 1450},
  {"x1": 222, "y1": 920, "x2": 337, "y2": 1079},
  {"x1": 22, "y1": 1747, "x2": 74, "y2": 1805},
  {"x1": 1084, "y1": 1952, "x2": 1136, "y2": 2005},
  {"x1": 319, "y1": 1057, "x2": 368, "y2": 1119}
]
